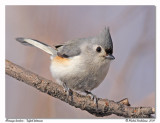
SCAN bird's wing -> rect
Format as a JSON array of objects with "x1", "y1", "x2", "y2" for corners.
[{"x1": 55, "y1": 39, "x2": 83, "y2": 58}]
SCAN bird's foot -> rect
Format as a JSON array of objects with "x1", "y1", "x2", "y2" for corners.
[
  {"x1": 62, "y1": 83, "x2": 73, "y2": 97},
  {"x1": 85, "y1": 91, "x2": 99, "y2": 104}
]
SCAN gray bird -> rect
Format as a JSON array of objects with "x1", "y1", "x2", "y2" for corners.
[{"x1": 16, "y1": 27, "x2": 115, "y2": 101}]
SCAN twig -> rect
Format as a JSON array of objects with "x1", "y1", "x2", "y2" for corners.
[{"x1": 5, "y1": 59, "x2": 155, "y2": 118}]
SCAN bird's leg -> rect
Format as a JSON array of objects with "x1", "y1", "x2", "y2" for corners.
[
  {"x1": 85, "y1": 90, "x2": 98, "y2": 104},
  {"x1": 56, "y1": 79, "x2": 71, "y2": 95},
  {"x1": 62, "y1": 83, "x2": 73, "y2": 97}
]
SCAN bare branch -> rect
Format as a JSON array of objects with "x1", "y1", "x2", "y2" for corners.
[{"x1": 5, "y1": 59, "x2": 155, "y2": 118}]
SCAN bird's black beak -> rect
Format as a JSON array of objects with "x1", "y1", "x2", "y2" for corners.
[{"x1": 105, "y1": 54, "x2": 115, "y2": 60}]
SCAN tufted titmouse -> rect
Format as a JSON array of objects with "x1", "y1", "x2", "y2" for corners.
[{"x1": 16, "y1": 27, "x2": 115, "y2": 100}]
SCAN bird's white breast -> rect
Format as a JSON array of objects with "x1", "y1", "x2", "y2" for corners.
[{"x1": 50, "y1": 55, "x2": 82, "y2": 85}]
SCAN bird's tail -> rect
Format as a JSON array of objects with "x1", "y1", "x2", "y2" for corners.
[{"x1": 16, "y1": 38, "x2": 56, "y2": 56}]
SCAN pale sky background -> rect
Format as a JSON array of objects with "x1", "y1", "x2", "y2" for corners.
[{"x1": 5, "y1": 6, "x2": 155, "y2": 118}]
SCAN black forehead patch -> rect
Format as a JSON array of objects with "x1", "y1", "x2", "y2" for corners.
[{"x1": 105, "y1": 48, "x2": 113, "y2": 54}]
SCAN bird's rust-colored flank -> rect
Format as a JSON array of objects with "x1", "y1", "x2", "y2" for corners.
[{"x1": 53, "y1": 56, "x2": 70, "y2": 65}]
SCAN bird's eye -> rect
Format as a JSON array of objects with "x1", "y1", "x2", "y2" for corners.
[{"x1": 96, "y1": 46, "x2": 101, "y2": 53}]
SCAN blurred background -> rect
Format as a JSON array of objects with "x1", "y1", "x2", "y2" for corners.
[{"x1": 5, "y1": 6, "x2": 155, "y2": 118}]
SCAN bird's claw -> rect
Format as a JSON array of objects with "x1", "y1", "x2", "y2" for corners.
[
  {"x1": 62, "y1": 83, "x2": 72, "y2": 97},
  {"x1": 85, "y1": 91, "x2": 99, "y2": 104}
]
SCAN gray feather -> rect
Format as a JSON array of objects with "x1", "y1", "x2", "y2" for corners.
[
  {"x1": 98, "y1": 27, "x2": 113, "y2": 54},
  {"x1": 16, "y1": 38, "x2": 56, "y2": 56},
  {"x1": 56, "y1": 39, "x2": 85, "y2": 58}
]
